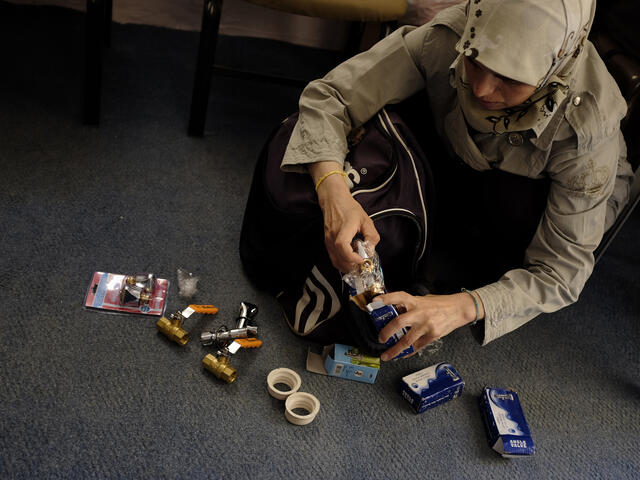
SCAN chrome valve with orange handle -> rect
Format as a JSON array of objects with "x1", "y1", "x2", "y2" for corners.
[
  {"x1": 200, "y1": 301, "x2": 260, "y2": 382},
  {"x1": 199, "y1": 301, "x2": 258, "y2": 347}
]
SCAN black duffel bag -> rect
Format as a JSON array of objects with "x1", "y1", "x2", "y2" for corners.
[{"x1": 239, "y1": 108, "x2": 435, "y2": 354}]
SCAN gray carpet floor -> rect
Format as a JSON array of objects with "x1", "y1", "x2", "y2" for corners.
[{"x1": 1, "y1": 3, "x2": 638, "y2": 479}]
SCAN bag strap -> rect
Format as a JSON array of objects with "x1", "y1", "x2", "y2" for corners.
[{"x1": 378, "y1": 108, "x2": 429, "y2": 263}]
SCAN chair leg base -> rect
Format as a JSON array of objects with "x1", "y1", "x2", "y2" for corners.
[
  {"x1": 188, "y1": 0, "x2": 223, "y2": 137},
  {"x1": 83, "y1": 0, "x2": 107, "y2": 125}
]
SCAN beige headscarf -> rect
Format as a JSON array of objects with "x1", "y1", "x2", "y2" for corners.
[{"x1": 452, "y1": 0, "x2": 596, "y2": 134}]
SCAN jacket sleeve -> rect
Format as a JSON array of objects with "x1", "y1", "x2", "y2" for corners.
[
  {"x1": 474, "y1": 115, "x2": 626, "y2": 344},
  {"x1": 280, "y1": 25, "x2": 430, "y2": 173}
]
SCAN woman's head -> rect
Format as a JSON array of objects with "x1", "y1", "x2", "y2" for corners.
[
  {"x1": 452, "y1": 0, "x2": 596, "y2": 133},
  {"x1": 457, "y1": 0, "x2": 596, "y2": 90}
]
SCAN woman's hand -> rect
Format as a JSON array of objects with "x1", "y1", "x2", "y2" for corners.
[
  {"x1": 375, "y1": 290, "x2": 485, "y2": 361},
  {"x1": 310, "y1": 161, "x2": 380, "y2": 272}
]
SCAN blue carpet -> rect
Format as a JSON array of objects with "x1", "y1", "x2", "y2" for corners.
[{"x1": 0, "y1": 2, "x2": 638, "y2": 479}]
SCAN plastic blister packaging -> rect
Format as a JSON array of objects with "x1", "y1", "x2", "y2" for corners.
[
  {"x1": 84, "y1": 271, "x2": 169, "y2": 316},
  {"x1": 342, "y1": 240, "x2": 386, "y2": 309}
]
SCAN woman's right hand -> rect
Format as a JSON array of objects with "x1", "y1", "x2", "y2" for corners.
[{"x1": 310, "y1": 161, "x2": 380, "y2": 272}]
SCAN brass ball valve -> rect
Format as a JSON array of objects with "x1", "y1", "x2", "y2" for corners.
[
  {"x1": 202, "y1": 341, "x2": 242, "y2": 384},
  {"x1": 156, "y1": 304, "x2": 219, "y2": 346}
]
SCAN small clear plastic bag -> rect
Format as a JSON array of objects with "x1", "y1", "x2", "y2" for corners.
[
  {"x1": 176, "y1": 268, "x2": 200, "y2": 299},
  {"x1": 342, "y1": 240, "x2": 386, "y2": 309}
]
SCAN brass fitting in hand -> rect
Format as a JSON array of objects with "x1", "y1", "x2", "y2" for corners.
[
  {"x1": 366, "y1": 281, "x2": 385, "y2": 299},
  {"x1": 350, "y1": 280, "x2": 386, "y2": 311},
  {"x1": 202, "y1": 354, "x2": 237, "y2": 383},
  {"x1": 156, "y1": 311, "x2": 189, "y2": 346},
  {"x1": 360, "y1": 258, "x2": 374, "y2": 274}
]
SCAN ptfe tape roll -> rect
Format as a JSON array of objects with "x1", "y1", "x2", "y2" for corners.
[
  {"x1": 267, "y1": 368, "x2": 301, "y2": 400},
  {"x1": 285, "y1": 392, "x2": 320, "y2": 426}
]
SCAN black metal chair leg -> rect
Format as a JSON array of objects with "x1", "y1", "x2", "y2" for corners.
[
  {"x1": 104, "y1": 0, "x2": 113, "y2": 47},
  {"x1": 84, "y1": 0, "x2": 106, "y2": 125},
  {"x1": 188, "y1": 0, "x2": 223, "y2": 137}
]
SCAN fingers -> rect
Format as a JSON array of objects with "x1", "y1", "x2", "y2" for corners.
[
  {"x1": 374, "y1": 292, "x2": 441, "y2": 361},
  {"x1": 413, "y1": 335, "x2": 441, "y2": 352},
  {"x1": 375, "y1": 293, "x2": 415, "y2": 343},
  {"x1": 361, "y1": 217, "x2": 380, "y2": 248},
  {"x1": 380, "y1": 328, "x2": 441, "y2": 362},
  {"x1": 375, "y1": 291, "x2": 414, "y2": 309},
  {"x1": 380, "y1": 335, "x2": 415, "y2": 361},
  {"x1": 378, "y1": 311, "x2": 424, "y2": 362},
  {"x1": 327, "y1": 240, "x2": 362, "y2": 273},
  {"x1": 324, "y1": 205, "x2": 380, "y2": 273},
  {"x1": 326, "y1": 223, "x2": 362, "y2": 273},
  {"x1": 377, "y1": 311, "x2": 413, "y2": 345}
]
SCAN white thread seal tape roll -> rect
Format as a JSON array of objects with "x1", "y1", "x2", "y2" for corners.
[
  {"x1": 285, "y1": 392, "x2": 320, "y2": 426},
  {"x1": 266, "y1": 368, "x2": 302, "y2": 400}
]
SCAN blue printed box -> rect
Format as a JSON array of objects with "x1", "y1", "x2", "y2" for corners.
[
  {"x1": 480, "y1": 387, "x2": 535, "y2": 457},
  {"x1": 399, "y1": 363, "x2": 464, "y2": 413},
  {"x1": 306, "y1": 344, "x2": 380, "y2": 384},
  {"x1": 367, "y1": 301, "x2": 414, "y2": 359}
]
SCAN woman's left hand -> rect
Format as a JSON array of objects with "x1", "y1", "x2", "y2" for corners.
[{"x1": 374, "y1": 291, "x2": 484, "y2": 361}]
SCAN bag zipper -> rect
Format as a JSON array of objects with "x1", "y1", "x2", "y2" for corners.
[
  {"x1": 352, "y1": 109, "x2": 428, "y2": 263},
  {"x1": 350, "y1": 112, "x2": 399, "y2": 197},
  {"x1": 369, "y1": 208, "x2": 424, "y2": 278},
  {"x1": 380, "y1": 109, "x2": 428, "y2": 262}
]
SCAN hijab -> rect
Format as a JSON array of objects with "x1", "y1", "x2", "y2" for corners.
[{"x1": 452, "y1": 0, "x2": 596, "y2": 135}]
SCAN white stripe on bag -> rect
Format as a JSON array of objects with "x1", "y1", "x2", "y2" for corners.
[
  {"x1": 294, "y1": 281, "x2": 312, "y2": 333},
  {"x1": 294, "y1": 266, "x2": 341, "y2": 334},
  {"x1": 303, "y1": 266, "x2": 341, "y2": 333},
  {"x1": 303, "y1": 278, "x2": 325, "y2": 334},
  {"x1": 381, "y1": 108, "x2": 428, "y2": 261}
]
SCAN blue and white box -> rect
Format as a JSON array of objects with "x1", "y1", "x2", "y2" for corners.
[
  {"x1": 480, "y1": 387, "x2": 535, "y2": 457},
  {"x1": 367, "y1": 301, "x2": 414, "y2": 359},
  {"x1": 399, "y1": 363, "x2": 464, "y2": 413}
]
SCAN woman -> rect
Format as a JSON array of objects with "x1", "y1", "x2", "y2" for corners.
[{"x1": 248, "y1": 0, "x2": 634, "y2": 360}]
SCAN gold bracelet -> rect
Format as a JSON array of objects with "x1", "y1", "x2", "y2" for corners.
[{"x1": 314, "y1": 170, "x2": 347, "y2": 191}]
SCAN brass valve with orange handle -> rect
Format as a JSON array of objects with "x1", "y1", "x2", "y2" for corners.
[
  {"x1": 201, "y1": 301, "x2": 260, "y2": 382},
  {"x1": 157, "y1": 304, "x2": 219, "y2": 346},
  {"x1": 202, "y1": 341, "x2": 241, "y2": 384}
]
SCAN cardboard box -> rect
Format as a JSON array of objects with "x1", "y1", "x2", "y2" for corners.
[
  {"x1": 480, "y1": 387, "x2": 535, "y2": 457},
  {"x1": 367, "y1": 301, "x2": 414, "y2": 359},
  {"x1": 399, "y1": 363, "x2": 464, "y2": 413},
  {"x1": 306, "y1": 344, "x2": 380, "y2": 384}
]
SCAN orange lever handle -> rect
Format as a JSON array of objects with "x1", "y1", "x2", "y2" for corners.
[
  {"x1": 188, "y1": 304, "x2": 219, "y2": 315},
  {"x1": 235, "y1": 338, "x2": 262, "y2": 348}
]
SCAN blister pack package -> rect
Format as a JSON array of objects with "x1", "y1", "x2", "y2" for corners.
[{"x1": 84, "y1": 271, "x2": 169, "y2": 316}]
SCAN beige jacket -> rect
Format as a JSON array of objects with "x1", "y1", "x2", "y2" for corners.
[{"x1": 281, "y1": 5, "x2": 634, "y2": 344}]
